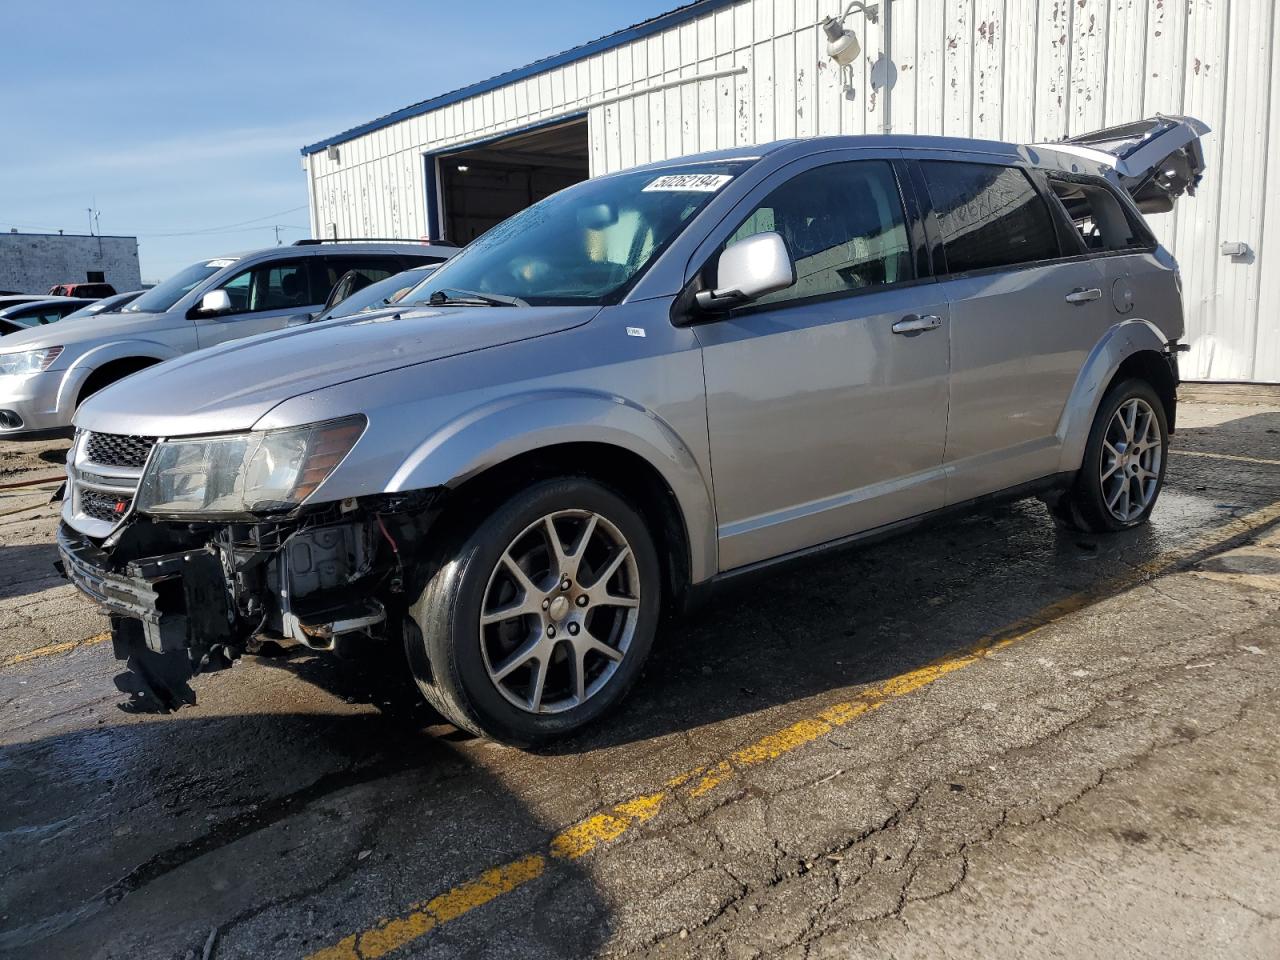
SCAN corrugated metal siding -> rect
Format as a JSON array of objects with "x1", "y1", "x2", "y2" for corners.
[{"x1": 306, "y1": 0, "x2": 1280, "y2": 381}]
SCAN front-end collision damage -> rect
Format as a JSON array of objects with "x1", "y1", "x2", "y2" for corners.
[{"x1": 57, "y1": 489, "x2": 443, "y2": 712}]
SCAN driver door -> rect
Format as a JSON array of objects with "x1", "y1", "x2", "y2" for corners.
[
  {"x1": 694, "y1": 155, "x2": 951, "y2": 571},
  {"x1": 195, "y1": 259, "x2": 318, "y2": 349}
]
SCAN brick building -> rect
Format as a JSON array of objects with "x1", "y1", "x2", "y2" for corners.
[{"x1": 0, "y1": 231, "x2": 142, "y2": 294}]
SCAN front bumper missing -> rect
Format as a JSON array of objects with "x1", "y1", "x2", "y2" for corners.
[{"x1": 56, "y1": 523, "x2": 232, "y2": 657}]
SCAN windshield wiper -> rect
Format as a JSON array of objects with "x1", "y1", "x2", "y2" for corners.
[{"x1": 428, "y1": 288, "x2": 528, "y2": 308}]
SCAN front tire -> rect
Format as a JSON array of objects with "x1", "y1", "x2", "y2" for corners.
[
  {"x1": 405, "y1": 477, "x2": 662, "y2": 746},
  {"x1": 1049, "y1": 377, "x2": 1169, "y2": 533}
]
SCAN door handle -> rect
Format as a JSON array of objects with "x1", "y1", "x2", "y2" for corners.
[
  {"x1": 892, "y1": 314, "x2": 943, "y2": 334},
  {"x1": 1065, "y1": 287, "x2": 1103, "y2": 305}
]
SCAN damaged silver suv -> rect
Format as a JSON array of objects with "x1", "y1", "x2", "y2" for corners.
[{"x1": 59, "y1": 117, "x2": 1206, "y2": 744}]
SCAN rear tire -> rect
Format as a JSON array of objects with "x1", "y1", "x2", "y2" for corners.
[
  {"x1": 404, "y1": 477, "x2": 662, "y2": 746},
  {"x1": 1049, "y1": 377, "x2": 1168, "y2": 533}
]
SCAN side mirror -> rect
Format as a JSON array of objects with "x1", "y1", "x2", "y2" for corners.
[
  {"x1": 695, "y1": 232, "x2": 795, "y2": 313},
  {"x1": 196, "y1": 289, "x2": 232, "y2": 316}
]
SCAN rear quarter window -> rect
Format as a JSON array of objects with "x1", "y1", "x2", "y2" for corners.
[{"x1": 920, "y1": 161, "x2": 1060, "y2": 274}]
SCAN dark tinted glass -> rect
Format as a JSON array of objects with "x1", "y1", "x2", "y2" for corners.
[
  {"x1": 725, "y1": 160, "x2": 912, "y2": 306},
  {"x1": 921, "y1": 162, "x2": 1059, "y2": 273},
  {"x1": 316, "y1": 256, "x2": 403, "y2": 291}
]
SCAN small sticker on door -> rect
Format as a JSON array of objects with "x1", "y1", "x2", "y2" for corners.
[
  {"x1": 626, "y1": 326, "x2": 646, "y2": 338},
  {"x1": 642, "y1": 173, "x2": 733, "y2": 193}
]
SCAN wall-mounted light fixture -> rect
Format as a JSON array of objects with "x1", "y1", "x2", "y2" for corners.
[{"x1": 822, "y1": 1, "x2": 880, "y2": 100}]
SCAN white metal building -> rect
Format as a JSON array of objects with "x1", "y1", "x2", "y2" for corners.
[{"x1": 302, "y1": 0, "x2": 1280, "y2": 383}]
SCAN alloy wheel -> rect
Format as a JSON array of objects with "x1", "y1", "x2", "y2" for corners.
[
  {"x1": 479, "y1": 509, "x2": 641, "y2": 714},
  {"x1": 1100, "y1": 397, "x2": 1163, "y2": 523}
]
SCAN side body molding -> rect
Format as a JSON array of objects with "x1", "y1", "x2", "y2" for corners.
[
  {"x1": 388, "y1": 389, "x2": 719, "y2": 583},
  {"x1": 55, "y1": 340, "x2": 184, "y2": 414},
  {"x1": 1055, "y1": 318, "x2": 1174, "y2": 473}
]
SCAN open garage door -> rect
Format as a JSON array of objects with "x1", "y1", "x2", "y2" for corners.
[{"x1": 435, "y1": 118, "x2": 589, "y2": 244}]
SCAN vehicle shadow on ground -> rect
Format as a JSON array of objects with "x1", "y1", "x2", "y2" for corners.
[
  {"x1": 0, "y1": 708, "x2": 608, "y2": 960},
  {"x1": 0, "y1": 542, "x2": 65, "y2": 601},
  {"x1": 263, "y1": 478, "x2": 1277, "y2": 759}
]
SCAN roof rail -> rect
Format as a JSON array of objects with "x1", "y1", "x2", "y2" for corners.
[{"x1": 292, "y1": 237, "x2": 459, "y2": 247}]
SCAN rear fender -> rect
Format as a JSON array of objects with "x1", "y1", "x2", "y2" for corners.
[
  {"x1": 1056, "y1": 318, "x2": 1173, "y2": 472},
  {"x1": 388, "y1": 389, "x2": 718, "y2": 582}
]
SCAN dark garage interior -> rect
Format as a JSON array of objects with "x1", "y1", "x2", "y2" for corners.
[{"x1": 435, "y1": 118, "x2": 589, "y2": 244}]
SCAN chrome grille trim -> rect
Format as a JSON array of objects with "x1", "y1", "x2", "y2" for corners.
[{"x1": 64, "y1": 430, "x2": 162, "y2": 538}]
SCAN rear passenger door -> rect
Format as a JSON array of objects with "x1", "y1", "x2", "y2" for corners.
[
  {"x1": 695, "y1": 155, "x2": 951, "y2": 570},
  {"x1": 913, "y1": 159, "x2": 1111, "y2": 504}
]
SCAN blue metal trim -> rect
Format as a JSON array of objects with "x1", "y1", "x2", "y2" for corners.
[
  {"x1": 423, "y1": 155, "x2": 441, "y2": 241},
  {"x1": 432, "y1": 112, "x2": 588, "y2": 159},
  {"x1": 300, "y1": 0, "x2": 739, "y2": 156}
]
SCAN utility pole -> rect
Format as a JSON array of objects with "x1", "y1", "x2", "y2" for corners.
[
  {"x1": 86, "y1": 207, "x2": 95, "y2": 236},
  {"x1": 274, "y1": 224, "x2": 282, "y2": 245}
]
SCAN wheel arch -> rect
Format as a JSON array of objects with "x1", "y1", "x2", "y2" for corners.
[
  {"x1": 56, "y1": 341, "x2": 182, "y2": 413},
  {"x1": 1056, "y1": 318, "x2": 1177, "y2": 472},
  {"x1": 388, "y1": 390, "x2": 717, "y2": 590}
]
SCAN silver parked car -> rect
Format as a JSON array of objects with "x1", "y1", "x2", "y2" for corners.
[
  {"x1": 58, "y1": 117, "x2": 1205, "y2": 744},
  {"x1": 0, "y1": 240, "x2": 455, "y2": 435}
]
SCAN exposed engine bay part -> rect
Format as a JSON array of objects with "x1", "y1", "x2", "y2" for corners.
[{"x1": 56, "y1": 489, "x2": 444, "y2": 712}]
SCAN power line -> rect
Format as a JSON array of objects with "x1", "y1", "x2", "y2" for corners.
[
  {"x1": 138, "y1": 223, "x2": 309, "y2": 239},
  {"x1": 142, "y1": 205, "x2": 310, "y2": 237}
]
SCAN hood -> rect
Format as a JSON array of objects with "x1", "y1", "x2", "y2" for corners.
[
  {"x1": 0, "y1": 311, "x2": 174, "y2": 354},
  {"x1": 74, "y1": 304, "x2": 599, "y2": 436}
]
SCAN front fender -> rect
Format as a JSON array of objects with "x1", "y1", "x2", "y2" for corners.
[
  {"x1": 55, "y1": 340, "x2": 182, "y2": 414},
  {"x1": 1056, "y1": 318, "x2": 1173, "y2": 472},
  {"x1": 388, "y1": 389, "x2": 718, "y2": 583}
]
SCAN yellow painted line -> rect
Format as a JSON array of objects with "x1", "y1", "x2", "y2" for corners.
[
  {"x1": 307, "y1": 498, "x2": 1280, "y2": 960},
  {"x1": 1171, "y1": 449, "x2": 1280, "y2": 467},
  {"x1": 0, "y1": 632, "x2": 110, "y2": 670}
]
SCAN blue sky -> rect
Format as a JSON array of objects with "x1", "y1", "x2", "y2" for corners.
[{"x1": 0, "y1": 0, "x2": 676, "y2": 281}]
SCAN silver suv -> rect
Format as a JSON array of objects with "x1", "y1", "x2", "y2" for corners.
[
  {"x1": 0, "y1": 240, "x2": 455, "y2": 435},
  {"x1": 58, "y1": 117, "x2": 1206, "y2": 745}
]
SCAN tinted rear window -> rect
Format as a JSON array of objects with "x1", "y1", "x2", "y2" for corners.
[{"x1": 920, "y1": 161, "x2": 1060, "y2": 273}]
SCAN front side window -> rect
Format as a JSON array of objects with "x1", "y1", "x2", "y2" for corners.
[
  {"x1": 722, "y1": 160, "x2": 912, "y2": 307},
  {"x1": 414, "y1": 161, "x2": 754, "y2": 306},
  {"x1": 218, "y1": 261, "x2": 312, "y2": 314},
  {"x1": 920, "y1": 161, "x2": 1060, "y2": 273}
]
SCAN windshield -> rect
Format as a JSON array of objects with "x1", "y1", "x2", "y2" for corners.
[
  {"x1": 412, "y1": 162, "x2": 753, "y2": 306},
  {"x1": 317, "y1": 266, "x2": 436, "y2": 322},
  {"x1": 123, "y1": 258, "x2": 236, "y2": 314}
]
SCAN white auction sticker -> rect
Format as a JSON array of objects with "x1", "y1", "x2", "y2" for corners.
[{"x1": 642, "y1": 173, "x2": 733, "y2": 193}]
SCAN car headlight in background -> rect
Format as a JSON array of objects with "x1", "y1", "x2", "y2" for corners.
[
  {"x1": 0, "y1": 346, "x2": 63, "y2": 376},
  {"x1": 134, "y1": 416, "x2": 366, "y2": 517}
]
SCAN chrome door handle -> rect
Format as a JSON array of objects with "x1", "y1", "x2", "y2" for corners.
[
  {"x1": 891, "y1": 314, "x2": 943, "y2": 334},
  {"x1": 1065, "y1": 287, "x2": 1102, "y2": 304}
]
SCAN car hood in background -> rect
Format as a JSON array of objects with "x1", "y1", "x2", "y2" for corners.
[
  {"x1": 74, "y1": 304, "x2": 600, "y2": 437},
  {"x1": 0, "y1": 311, "x2": 174, "y2": 355}
]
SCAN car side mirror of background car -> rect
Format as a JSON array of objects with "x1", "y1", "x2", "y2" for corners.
[
  {"x1": 195, "y1": 289, "x2": 232, "y2": 317},
  {"x1": 694, "y1": 232, "x2": 795, "y2": 313}
]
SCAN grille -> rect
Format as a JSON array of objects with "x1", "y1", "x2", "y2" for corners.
[
  {"x1": 80, "y1": 488, "x2": 132, "y2": 523},
  {"x1": 84, "y1": 432, "x2": 156, "y2": 468}
]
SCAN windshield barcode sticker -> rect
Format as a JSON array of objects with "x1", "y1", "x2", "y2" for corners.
[{"x1": 643, "y1": 174, "x2": 733, "y2": 193}]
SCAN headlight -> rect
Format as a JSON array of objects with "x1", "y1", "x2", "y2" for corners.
[
  {"x1": 0, "y1": 347, "x2": 63, "y2": 376},
  {"x1": 134, "y1": 416, "x2": 365, "y2": 517}
]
